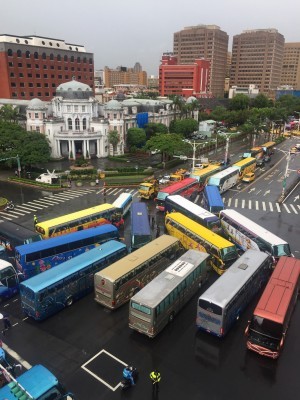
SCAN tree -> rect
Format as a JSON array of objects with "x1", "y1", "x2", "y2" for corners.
[
  {"x1": 251, "y1": 94, "x2": 273, "y2": 109},
  {"x1": 229, "y1": 94, "x2": 250, "y2": 111},
  {"x1": 126, "y1": 128, "x2": 146, "y2": 151},
  {"x1": 0, "y1": 105, "x2": 19, "y2": 123},
  {"x1": 169, "y1": 118, "x2": 198, "y2": 137},
  {"x1": 144, "y1": 133, "x2": 185, "y2": 161},
  {"x1": 171, "y1": 96, "x2": 184, "y2": 120},
  {"x1": 143, "y1": 123, "x2": 168, "y2": 140},
  {"x1": 108, "y1": 130, "x2": 119, "y2": 156}
]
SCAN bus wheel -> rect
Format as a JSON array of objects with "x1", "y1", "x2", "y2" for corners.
[
  {"x1": 66, "y1": 297, "x2": 73, "y2": 306},
  {"x1": 169, "y1": 312, "x2": 175, "y2": 323}
]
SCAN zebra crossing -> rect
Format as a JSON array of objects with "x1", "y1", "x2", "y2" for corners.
[
  {"x1": 0, "y1": 187, "x2": 139, "y2": 222},
  {"x1": 223, "y1": 197, "x2": 300, "y2": 214}
]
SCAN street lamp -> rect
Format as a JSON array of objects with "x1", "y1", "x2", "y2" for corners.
[
  {"x1": 185, "y1": 140, "x2": 207, "y2": 171},
  {"x1": 224, "y1": 133, "x2": 235, "y2": 166},
  {"x1": 294, "y1": 111, "x2": 300, "y2": 132},
  {"x1": 274, "y1": 148, "x2": 291, "y2": 198}
]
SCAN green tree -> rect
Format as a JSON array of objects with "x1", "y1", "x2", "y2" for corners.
[
  {"x1": 126, "y1": 128, "x2": 146, "y2": 151},
  {"x1": 229, "y1": 94, "x2": 250, "y2": 111},
  {"x1": 169, "y1": 118, "x2": 198, "y2": 137},
  {"x1": 108, "y1": 130, "x2": 119, "y2": 156},
  {"x1": 143, "y1": 123, "x2": 168, "y2": 140},
  {"x1": 251, "y1": 94, "x2": 273, "y2": 109},
  {"x1": 0, "y1": 105, "x2": 19, "y2": 123},
  {"x1": 171, "y1": 96, "x2": 184, "y2": 120},
  {"x1": 144, "y1": 133, "x2": 185, "y2": 161}
]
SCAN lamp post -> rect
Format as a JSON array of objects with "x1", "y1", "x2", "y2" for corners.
[
  {"x1": 294, "y1": 111, "x2": 300, "y2": 132},
  {"x1": 274, "y1": 148, "x2": 291, "y2": 198},
  {"x1": 188, "y1": 140, "x2": 207, "y2": 171},
  {"x1": 224, "y1": 133, "x2": 235, "y2": 166}
]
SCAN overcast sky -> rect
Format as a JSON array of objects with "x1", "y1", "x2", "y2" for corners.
[{"x1": 1, "y1": 0, "x2": 299, "y2": 76}]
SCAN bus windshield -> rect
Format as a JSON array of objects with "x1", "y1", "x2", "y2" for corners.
[
  {"x1": 208, "y1": 177, "x2": 219, "y2": 186},
  {"x1": 221, "y1": 246, "x2": 238, "y2": 260},
  {"x1": 274, "y1": 243, "x2": 291, "y2": 257},
  {"x1": 250, "y1": 316, "x2": 282, "y2": 339}
]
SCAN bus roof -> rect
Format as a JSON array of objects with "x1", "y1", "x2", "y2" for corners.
[
  {"x1": 131, "y1": 202, "x2": 151, "y2": 235},
  {"x1": 20, "y1": 240, "x2": 126, "y2": 292},
  {"x1": 15, "y1": 224, "x2": 118, "y2": 256},
  {"x1": 0, "y1": 259, "x2": 13, "y2": 271},
  {"x1": 198, "y1": 250, "x2": 270, "y2": 308},
  {"x1": 261, "y1": 141, "x2": 276, "y2": 148},
  {"x1": 166, "y1": 195, "x2": 217, "y2": 219},
  {"x1": 208, "y1": 167, "x2": 239, "y2": 180},
  {"x1": 166, "y1": 212, "x2": 234, "y2": 249},
  {"x1": 112, "y1": 193, "x2": 132, "y2": 209},
  {"x1": 0, "y1": 220, "x2": 41, "y2": 244},
  {"x1": 253, "y1": 256, "x2": 300, "y2": 324},
  {"x1": 220, "y1": 209, "x2": 289, "y2": 246},
  {"x1": 190, "y1": 165, "x2": 221, "y2": 180},
  {"x1": 232, "y1": 157, "x2": 256, "y2": 169},
  {"x1": 36, "y1": 203, "x2": 115, "y2": 229},
  {"x1": 157, "y1": 178, "x2": 197, "y2": 195},
  {"x1": 131, "y1": 250, "x2": 209, "y2": 308},
  {"x1": 0, "y1": 365, "x2": 58, "y2": 399},
  {"x1": 204, "y1": 186, "x2": 224, "y2": 207},
  {"x1": 97, "y1": 235, "x2": 180, "y2": 281}
]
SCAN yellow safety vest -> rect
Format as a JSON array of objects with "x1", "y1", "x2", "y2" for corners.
[{"x1": 150, "y1": 371, "x2": 161, "y2": 383}]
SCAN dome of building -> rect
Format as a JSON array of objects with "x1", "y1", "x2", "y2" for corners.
[
  {"x1": 56, "y1": 78, "x2": 93, "y2": 99},
  {"x1": 104, "y1": 99, "x2": 123, "y2": 110},
  {"x1": 186, "y1": 96, "x2": 198, "y2": 103},
  {"x1": 27, "y1": 98, "x2": 47, "y2": 110},
  {"x1": 115, "y1": 92, "x2": 126, "y2": 101}
]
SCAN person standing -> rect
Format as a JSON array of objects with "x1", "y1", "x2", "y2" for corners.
[
  {"x1": 33, "y1": 215, "x2": 38, "y2": 227},
  {"x1": 150, "y1": 369, "x2": 161, "y2": 393},
  {"x1": 1, "y1": 313, "x2": 11, "y2": 335},
  {"x1": 156, "y1": 226, "x2": 160, "y2": 238}
]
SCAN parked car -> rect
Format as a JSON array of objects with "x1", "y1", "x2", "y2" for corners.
[
  {"x1": 256, "y1": 158, "x2": 265, "y2": 167},
  {"x1": 159, "y1": 175, "x2": 170, "y2": 184},
  {"x1": 242, "y1": 172, "x2": 255, "y2": 183},
  {"x1": 290, "y1": 147, "x2": 300, "y2": 154}
]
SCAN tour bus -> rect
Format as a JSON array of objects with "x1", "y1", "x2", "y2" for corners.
[
  {"x1": 165, "y1": 212, "x2": 238, "y2": 275},
  {"x1": 207, "y1": 167, "x2": 240, "y2": 194},
  {"x1": 94, "y1": 235, "x2": 183, "y2": 309},
  {"x1": 0, "y1": 220, "x2": 42, "y2": 253},
  {"x1": 20, "y1": 240, "x2": 127, "y2": 320},
  {"x1": 15, "y1": 224, "x2": 119, "y2": 279},
  {"x1": 0, "y1": 259, "x2": 20, "y2": 302},
  {"x1": 35, "y1": 203, "x2": 123, "y2": 238},
  {"x1": 232, "y1": 157, "x2": 256, "y2": 179},
  {"x1": 129, "y1": 250, "x2": 210, "y2": 338},
  {"x1": 196, "y1": 250, "x2": 273, "y2": 337},
  {"x1": 190, "y1": 165, "x2": 221, "y2": 190},
  {"x1": 156, "y1": 178, "x2": 199, "y2": 212},
  {"x1": 131, "y1": 202, "x2": 152, "y2": 251},
  {"x1": 243, "y1": 146, "x2": 264, "y2": 160},
  {"x1": 220, "y1": 209, "x2": 291, "y2": 263},
  {"x1": 245, "y1": 256, "x2": 300, "y2": 359},
  {"x1": 0, "y1": 364, "x2": 74, "y2": 399},
  {"x1": 165, "y1": 195, "x2": 222, "y2": 235},
  {"x1": 261, "y1": 141, "x2": 276, "y2": 156},
  {"x1": 112, "y1": 192, "x2": 132, "y2": 217},
  {"x1": 202, "y1": 185, "x2": 225, "y2": 215}
]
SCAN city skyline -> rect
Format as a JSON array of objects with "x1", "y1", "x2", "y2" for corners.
[{"x1": 1, "y1": 0, "x2": 300, "y2": 76}]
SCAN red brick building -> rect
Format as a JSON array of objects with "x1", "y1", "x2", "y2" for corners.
[
  {"x1": 0, "y1": 34, "x2": 94, "y2": 101},
  {"x1": 159, "y1": 53, "x2": 211, "y2": 98}
]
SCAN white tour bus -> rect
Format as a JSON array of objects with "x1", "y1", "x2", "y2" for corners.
[
  {"x1": 207, "y1": 167, "x2": 240, "y2": 194},
  {"x1": 112, "y1": 192, "x2": 132, "y2": 217},
  {"x1": 220, "y1": 209, "x2": 291, "y2": 264},
  {"x1": 196, "y1": 250, "x2": 273, "y2": 337},
  {"x1": 129, "y1": 250, "x2": 210, "y2": 338}
]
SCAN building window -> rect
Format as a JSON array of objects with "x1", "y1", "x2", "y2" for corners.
[
  {"x1": 42, "y1": 53, "x2": 46, "y2": 59},
  {"x1": 82, "y1": 106, "x2": 85, "y2": 112},
  {"x1": 10, "y1": 72, "x2": 15, "y2": 77},
  {"x1": 51, "y1": 74, "x2": 55, "y2": 78},
  {"x1": 45, "y1": 92, "x2": 50, "y2": 97},
  {"x1": 34, "y1": 52, "x2": 39, "y2": 59},
  {"x1": 77, "y1": 56, "x2": 81, "y2": 62},
  {"x1": 64, "y1": 55, "x2": 68, "y2": 61},
  {"x1": 65, "y1": 75, "x2": 69, "y2": 79},
  {"x1": 64, "y1": 66, "x2": 69, "y2": 71},
  {"x1": 35, "y1": 113, "x2": 39, "y2": 118},
  {"x1": 71, "y1": 56, "x2": 74, "y2": 62},
  {"x1": 78, "y1": 75, "x2": 81, "y2": 79},
  {"x1": 74, "y1": 105, "x2": 78, "y2": 112},
  {"x1": 89, "y1": 58, "x2": 93, "y2": 64},
  {"x1": 19, "y1": 73, "x2": 24, "y2": 78},
  {"x1": 28, "y1": 113, "x2": 31, "y2": 118},
  {"x1": 27, "y1": 63, "x2": 31, "y2": 68},
  {"x1": 58, "y1": 66, "x2": 62, "y2": 70},
  {"x1": 12, "y1": 92, "x2": 17, "y2": 98},
  {"x1": 57, "y1": 54, "x2": 61, "y2": 61},
  {"x1": 35, "y1": 64, "x2": 39, "y2": 68},
  {"x1": 37, "y1": 83, "x2": 41, "y2": 88},
  {"x1": 83, "y1": 118, "x2": 87, "y2": 130},
  {"x1": 36, "y1": 126, "x2": 40, "y2": 132},
  {"x1": 8, "y1": 62, "x2": 13, "y2": 67},
  {"x1": 52, "y1": 83, "x2": 56, "y2": 87},
  {"x1": 36, "y1": 74, "x2": 40, "y2": 78},
  {"x1": 50, "y1": 65, "x2": 54, "y2": 70},
  {"x1": 37, "y1": 92, "x2": 42, "y2": 97},
  {"x1": 43, "y1": 65, "x2": 47, "y2": 69},
  {"x1": 83, "y1": 57, "x2": 87, "y2": 63},
  {"x1": 58, "y1": 75, "x2": 62, "y2": 79},
  {"x1": 18, "y1": 63, "x2": 22, "y2": 67},
  {"x1": 29, "y1": 83, "x2": 33, "y2": 87},
  {"x1": 44, "y1": 74, "x2": 48, "y2": 79},
  {"x1": 29, "y1": 92, "x2": 34, "y2": 97},
  {"x1": 68, "y1": 118, "x2": 72, "y2": 130},
  {"x1": 50, "y1": 54, "x2": 54, "y2": 60},
  {"x1": 7, "y1": 49, "x2": 13, "y2": 56},
  {"x1": 20, "y1": 82, "x2": 25, "y2": 87},
  {"x1": 17, "y1": 50, "x2": 22, "y2": 57},
  {"x1": 77, "y1": 68, "x2": 81, "y2": 71},
  {"x1": 44, "y1": 83, "x2": 49, "y2": 87},
  {"x1": 75, "y1": 118, "x2": 80, "y2": 130},
  {"x1": 67, "y1": 105, "x2": 71, "y2": 112},
  {"x1": 11, "y1": 82, "x2": 16, "y2": 87},
  {"x1": 71, "y1": 67, "x2": 75, "y2": 71},
  {"x1": 28, "y1": 73, "x2": 32, "y2": 78}
]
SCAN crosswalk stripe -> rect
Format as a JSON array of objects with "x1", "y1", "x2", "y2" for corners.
[
  {"x1": 227, "y1": 198, "x2": 232, "y2": 207},
  {"x1": 0, "y1": 214, "x2": 13, "y2": 221},
  {"x1": 0, "y1": 212, "x2": 18, "y2": 219},
  {"x1": 235, "y1": 199, "x2": 238, "y2": 208},
  {"x1": 40, "y1": 199, "x2": 61, "y2": 205},
  {"x1": 109, "y1": 188, "x2": 119, "y2": 195},
  {"x1": 6, "y1": 210, "x2": 26, "y2": 216},
  {"x1": 249, "y1": 200, "x2": 252, "y2": 209},
  {"x1": 17, "y1": 204, "x2": 39, "y2": 211},
  {"x1": 283, "y1": 204, "x2": 290, "y2": 213},
  {"x1": 269, "y1": 202, "x2": 273, "y2": 212},
  {"x1": 262, "y1": 202, "x2": 266, "y2": 211},
  {"x1": 276, "y1": 203, "x2": 281, "y2": 212},
  {"x1": 44, "y1": 196, "x2": 65, "y2": 203},
  {"x1": 31, "y1": 200, "x2": 50, "y2": 207},
  {"x1": 25, "y1": 202, "x2": 44, "y2": 210},
  {"x1": 290, "y1": 204, "x2": 298, "y2": 214},
  {"x1": 14, "y1": 207, "x2": 31, "y2": 214},
  {"x1": 255, "y1": 201, "x2": 259, "y2": 210},
  {"x1": 241, "y1": 199, "x2": 245, "y2": 208}
]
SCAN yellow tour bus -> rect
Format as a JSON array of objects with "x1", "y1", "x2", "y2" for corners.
[
  {"x1": 35, "y1": 204, "x2": 123, "y2": 239},
  {"x1": 190, "y1": 165, "x2": 221, "y2": 190},
  {"x1": 232, "y1": 157, "x2": 256, "y2": 179},
  {"x1": 261, "y1": 141, "x2": 276, "y2": 156},
  {"x1": 94, "y1": 235, "x2": 183, "y2": 309},
  {"x1": 165, "y1": 212, "x2": 239, "y2": 275}
]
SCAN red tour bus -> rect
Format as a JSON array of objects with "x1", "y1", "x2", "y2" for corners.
[
  {"x1": 245, "y1": 256, "x2": 300, "y2": 359},
  {"x1": 155, "y1": 178, "x2": 199, "y2": 212}
]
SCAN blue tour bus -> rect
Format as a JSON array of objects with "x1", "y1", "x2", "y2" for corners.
[
  {"x1": 0, "y1": 259, "x2": 20, "y2": 302},
  {"x1": 165, "y1": 195, "x2": 222, "y2": 234},
  {"x1": 202, "y1": 185, "x2": 225, "y2": 215},
  {"x1": 15, "y1": 224, "x2": 119, "y2": 279},
  {"x1": 112, "y1": 192, "x2": 133, "y2": 218},
  {"x1": 20, "y1": 240, "x2": 127, "y2": 320},
  {"x1": 0, "y1": 364, "x2": 74, "y2": 399},
  {"x1": 130, "y1": 202, "x2": 152, "y2": 251}
]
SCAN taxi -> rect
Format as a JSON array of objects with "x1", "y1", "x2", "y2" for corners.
[{"x1": 242, "y1": 172, "x2": 255, "y2": 183}]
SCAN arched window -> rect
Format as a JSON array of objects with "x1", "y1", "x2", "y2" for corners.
[
  {"x1": 26, "y1": 50, "x2": 30, "y2": 58},
  {"x1": 77, "y1": 56, "x2": 81, "y2": 63},
  {"x1": 57, "y1": 54, "x2": 61, "y2": 61},
  {"x1": 89, "y1": 58, "x2": 93, "y2": 64},
  {"x1": 50, "y1": 53, "x2": 54, "y2": 60},
  {"x1": 75, "y1": 118, "x2": 80, "y2": 130},
  {"x1": 70, "y1": 56, "x2": 74, "y2": 62},
  {"x1": 42, "y1": 52, "x2": 46, "y2": 59},
  {"x1": 17, "y1": 50, "x2": 22, "y2": 57},
  {"x1": 7, "y1": 49, "x2": 13, "y2": 56},
  {"x1": 83, "y1": 57, "x2": 87, "y2": 63},
  {"x1": 83, "y1": 118, "x2": 87, "y2": 130},
  {"x1": 34, "y1": 52, "x2": 39, "y2": 59},
  {"x1": 68, "y1": 118, "x2": 72, "y2": 130},
  {"x1": 64, "y1": 55, "x2": 68, "y2": 62}
]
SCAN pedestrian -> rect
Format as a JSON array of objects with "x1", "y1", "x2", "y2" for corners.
[
  {"x1": 156, "y1": 226, "x2": 160, "y2": 238},
  {"x1": 33, "y1": 214, "x2": 38, "y2": 227},
  {"x1": 96, "y1": 178, "x2": 99, "y2": 185},
  {"x1": 151, "y1": 215, "x2": 155, "y2": 229},
  {"x1": 150, "y1": 369, "x2": 161, "y2": 394},
  {"x1": 1, "y1": 313, "x2": 11, "y2": 335}
]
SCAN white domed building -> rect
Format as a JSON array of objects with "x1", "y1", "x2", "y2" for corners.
[{"x1": 26, "y1": 78, "x2": 110, "y2": 159}]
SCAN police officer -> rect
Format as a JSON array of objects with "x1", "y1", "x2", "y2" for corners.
[
  {"x1": 150, "y1": 369, "x2": 161, "y2": 393},
  {"x1": 33, "y1": 215, "x2": 38, "y2": 227}
]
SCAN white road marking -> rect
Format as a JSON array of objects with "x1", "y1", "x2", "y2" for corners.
[
  {"x1": 227, "y1": 198, "x2": 232, "y2": 207},
  {"x1": 283, "y1": 204, "x2": 290, "y2": 213},
  {"x1": 249, "y1": 200, "x2": 252, "y2": 209},
  {"x1": 269, "y1": 202, "x2": 273, "y2": 212},
  {"x1": 276, "y1": 203, "x2": 281, "y2": 212},
  {"x1": 255, "y1": 201, "x2": 259, "y2": 210},
  {"x1": 290, "y1": 204, "x2": 298, "y2": 214},
  {"x1": 262, "y1": 202, "x2": 266, "y2": 211},
  {"x1": 2, "y1": 343, "x2": 32, "y2": 370}
]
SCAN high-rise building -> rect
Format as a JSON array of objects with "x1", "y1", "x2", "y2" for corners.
[
  {"x1": 104, "y1": 65, "x2": 147, "y2": 88},
  {"x1": 159, "y1": 53, "x2": 210, "y2": 98},
  {"x1": 230, "y1": 29, "x2": 285, "y2": 96},
  {"x1": 173, "y1": 25, "x2": 228, "y2": 98},
  {"x1": 0, "y1": 34, "x2": 94, "y2": 101},
  {"x1": 280, "y1": 42, "x2": 300, "y2": 90}
]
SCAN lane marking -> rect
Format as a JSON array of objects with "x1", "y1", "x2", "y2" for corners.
[
  {"x1": 2, "y1": 343, "x2": 32, "y2": 370},
  {"x1": 290, "y1": 204, "x2": 298, "y2": 214},
  {"x1": 283, "y1": 204, "x2": 290, "y2": 213},
  {"x1": 249, "y1": 200, "x2": 252, "y2": 209},
  {"x1": 255, "y1": 201, "x2": 259, "y2": 210},
  {"x1": 269, "y1": 202, "x2": 273, "y2": 212},
  {"x1": 241, "y1": 199, "x2": 245, "y2": 208},
  {"x1": 262, "y1": 202, "x2": 266, "y2": 211},
  {"x1": 276, "y1": 203, "x2": 281, "y2": 212}
]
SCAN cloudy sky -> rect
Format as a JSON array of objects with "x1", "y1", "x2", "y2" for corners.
[{"x1": 1, "y1": 0, "x2": 299, "y2": 76}]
